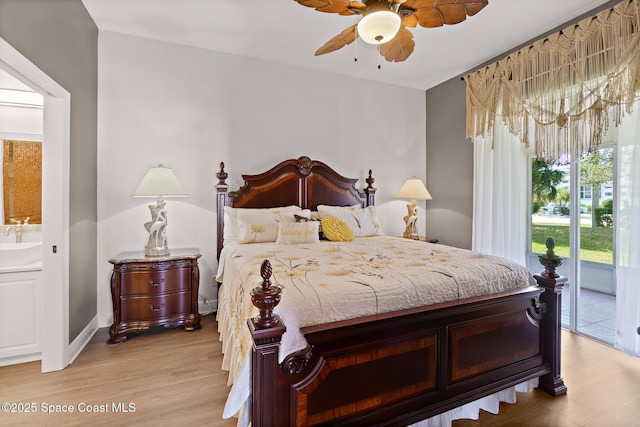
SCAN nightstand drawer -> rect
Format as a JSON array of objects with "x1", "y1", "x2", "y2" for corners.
[
  {"x1": 120, "y1": 292, "x2": 191, "y2": 321},
  {"x1": 120, "y1": 267, "x2": 190, "y2": 296}
]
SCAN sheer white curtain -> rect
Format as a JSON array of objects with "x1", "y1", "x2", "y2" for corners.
[
  {"x1": 472, "y1": 112, "x2": 529, "y2": 266},
  {"x1": 614, "y1": 102, "x2": 640, "y2": 357}
]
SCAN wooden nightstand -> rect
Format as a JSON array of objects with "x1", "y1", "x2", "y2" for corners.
[{"x1": 108, "y1": 248, "x2": 202, "y2": 344}]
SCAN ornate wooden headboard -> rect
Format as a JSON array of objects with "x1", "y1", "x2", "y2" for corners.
[{"x1": 215, "y1": 156, "x2": 377, "y2": 258}]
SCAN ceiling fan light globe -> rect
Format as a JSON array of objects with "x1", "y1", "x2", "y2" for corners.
[{"x1": 357, "y1": 11, "x2": 401, "y2": 45}]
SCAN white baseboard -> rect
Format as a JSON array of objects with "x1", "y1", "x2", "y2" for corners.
[
  {"x1": 68, "y1": 315, "x2": 99, "y2": 365},
  {"x1": 0, "y1": 352, "x2": 41, "y2": 367}
]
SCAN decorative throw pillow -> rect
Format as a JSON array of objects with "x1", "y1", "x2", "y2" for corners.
[
  {"x1": 317, "y1": 205, "x2": 383, "y2": 237},
  {"x1": 321, "y1": 215, "x2": 355, "y2": 242},
  {"x1": 275, "y1": 221, "x2": 320, "y2": 245},
  {"x1": 295, "y1": 213, "x2": 327, "y2": 240},
  {"x1": 224, "y1": 205, "x2": 301, "y2": 243},
  {"x1": 237, "y1": 209, "x2": 311, "y2": 244}
]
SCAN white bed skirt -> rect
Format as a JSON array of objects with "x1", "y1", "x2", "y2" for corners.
[{"x1": 409, "y1": 378, "x2": 539, "y2": 427}]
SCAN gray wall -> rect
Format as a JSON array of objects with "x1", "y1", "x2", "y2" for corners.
[
  {"x1": 0, "y1": 0, "x2": 98, "y2": 342},
  {"x1": 425, "y1": 77, "x2": 473, "y2": 249}
]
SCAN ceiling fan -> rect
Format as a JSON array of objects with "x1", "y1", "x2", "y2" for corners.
[{"x1": 294, "y1": 0, "x2": 489, "y2": 63}]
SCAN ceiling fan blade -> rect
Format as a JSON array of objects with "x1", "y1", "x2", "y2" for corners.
[
  {"x1": 458, "y1": 0, "x2": 489, "y2": 16},
  {"x1": 401, "y1": 14, "x2": 418, "y2": 28},
  {"x1": 294, "y1": 0, "x2": 356, "y2": 14},
  {"x1": 347, "y1": 1, "x2": 366, "y2": 9},
  {"x1": 413, "y1": 7, "x2": 444, "y2": 28},
  {"x1": 401, "y1": 0, "x2": 488, "y2": 28},
  {"x1": 436, "y1": 4, "x2": 468, "y2": 25},
  {"x1": 339, "y1": 1, "x2": 365, "y2": 15},
  {"x1": 315, "y1": 25, "x2": 357, "y2": 56},
  {"x1": 379, "y1": 27, "x2": 415, "y2": 62}
]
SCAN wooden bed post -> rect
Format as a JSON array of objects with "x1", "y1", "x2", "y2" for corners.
[
  {"x1": 534, "y1": 237, "x2": 568, "y2": 397},
  {"x1": 365, "y1": 169, "x2": 376, "y2": 206},
  {"x1": 216, "y1": 162, "x2": 229, "y2": 259},
  {"x1": 247, "y1": 260, "x2": 285, "y2": 427}
]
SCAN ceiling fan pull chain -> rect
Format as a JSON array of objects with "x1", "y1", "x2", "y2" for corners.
[
  {"x1": 377, "y1": 45, "x2": 382, "y2": 70},
  {"x1": 354, "y1": 27, "x2": 358, "y2": 62}
]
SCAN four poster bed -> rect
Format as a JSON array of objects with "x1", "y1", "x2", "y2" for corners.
[{"x1": 215, "y1": 156, "x2": 566, "y2": 427}]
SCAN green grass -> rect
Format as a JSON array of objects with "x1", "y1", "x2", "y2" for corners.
[{"x1": 531, "y1": 224, "x2": 613, "y2": 264}]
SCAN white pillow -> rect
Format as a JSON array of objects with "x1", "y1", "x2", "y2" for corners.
[
  {"x1": 316, "y1": 205, "x2": 384, "y2": 237},
  {"x1": 275, "y1": 221, "x2": 320, "y2": 245},
  {"x1": 237, "y1": 209, "x2": 311, "y2": 244},
  {"x1": 223, "y1": 205, "x2": 301, "y2": 243}
]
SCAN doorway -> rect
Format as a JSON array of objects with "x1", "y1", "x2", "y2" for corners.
[{"x1": 0, "y1": 36, "x2": 70, "y2": 372}]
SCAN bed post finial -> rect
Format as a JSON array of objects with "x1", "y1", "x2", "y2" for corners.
[
  {"x1": 217, "y1": 162, "x2": 228, "y2": 185},
  {"x1": 534, "y1": 236, "x2": 567, "y2": 397},
  {"x1": 537, "y1": 237, "x2": 562, "y2": 278},
  {"x1": 250, "y1": 260, "x2": 283, "y2": 329},
  {"x1": 366, "y1": 169, "x2": 374, "y2": 188},
  {"x1": 247, "y1": 259, "x2": 286, "y2": 427}
]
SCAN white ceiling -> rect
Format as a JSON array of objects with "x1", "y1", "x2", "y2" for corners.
[{"x1": 82, "y1": 0, "x2": 613, "y2": 91}]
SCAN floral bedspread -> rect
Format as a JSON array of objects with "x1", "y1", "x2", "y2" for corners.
[{"x1": 215, "y1": 236, "x2": 535, "y2": 420}]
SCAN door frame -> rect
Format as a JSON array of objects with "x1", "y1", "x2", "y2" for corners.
[{"x1": 0, "y1": 37, "x2": 70, "y2": 372}]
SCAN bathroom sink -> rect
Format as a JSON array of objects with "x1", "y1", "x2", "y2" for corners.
[{"x1": 0, "y1": 242, "x2": 43, "y2": 269}]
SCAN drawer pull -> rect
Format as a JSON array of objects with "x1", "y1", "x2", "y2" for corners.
[
  {"x1": 149, "y1": 303, "x2": 166, "y2": 312},
  {"x1": 148, "y1": 279, "x2": 164, "y2": 287}
]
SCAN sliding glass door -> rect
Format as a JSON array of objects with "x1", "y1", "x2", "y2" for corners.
[{"x1": 530, "y1": 147, "x2": 615, "y2": 344}]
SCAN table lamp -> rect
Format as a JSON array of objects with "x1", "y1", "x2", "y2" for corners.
[
  {"x1": 132, "y1": 164, "x2": 187, "y2": 256},
  {"x1": 396, "y1": 177, "x2": 432, "y2": 240}
]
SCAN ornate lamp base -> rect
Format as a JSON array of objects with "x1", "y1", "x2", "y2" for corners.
[
  {"x1": 402, "y1": 199, "x2": 419, "y2": 240},
  {"x1": 143, "y1": 198, "x2": 170, "y2": 257},
  {"x1": 145, "y1": 246, "x2": 170, "y2": 257}
]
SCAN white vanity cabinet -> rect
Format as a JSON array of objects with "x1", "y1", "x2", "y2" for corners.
[{"x1": 0, "y1": 269, "x2": 42, "y2": 365}]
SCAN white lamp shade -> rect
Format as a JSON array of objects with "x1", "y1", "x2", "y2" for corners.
[
  {"x1": 357, "y1": 10, "x2": 401, "y2": 44},
  {"x1": 132, "y1": 164, "x2": 188, "y2": 198},
  {"x1": 396, "y1": 177, "x2": 432, "y2": 200}
]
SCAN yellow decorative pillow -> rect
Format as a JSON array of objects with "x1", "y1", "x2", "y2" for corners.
[
  {"x1": 321, "y1": 215, "x2": 355, "y2": 242},
  {"x1": 317, "y1": 205, "x2": 384, "y2": 237}
]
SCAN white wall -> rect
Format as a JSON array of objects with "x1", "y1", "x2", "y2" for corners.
[
  {"x1": 0, "y1": 106, "x2": 41, "y2": 134},
  {"x1": 96, "y1": 32, "x2": 426, "y2": 325}
]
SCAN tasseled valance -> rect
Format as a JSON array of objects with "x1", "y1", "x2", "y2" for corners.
[{"x1": 464, "y1": 0, "x2": 640, "y2": 161}]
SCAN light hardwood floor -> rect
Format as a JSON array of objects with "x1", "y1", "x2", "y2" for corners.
[
  {"x1": 1, "y1": 314, "x2": 639, "y2": 427},
  {"x1": 0, "y1": 314, "x2": 236, "y2": 427},
  {"x1": 453, "y1": 331, "x2": 640, "y2": 427}
]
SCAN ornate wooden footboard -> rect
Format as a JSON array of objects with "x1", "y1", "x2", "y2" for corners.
[
  {"x1": 215, "y1": 157, "x2": 567, "y2": 426},
  {"x1": 248, "y1": 248, "x2": 566, "y2": 426}
]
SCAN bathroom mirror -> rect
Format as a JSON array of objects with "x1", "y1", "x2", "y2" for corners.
[
  {"x1": 2, "y1": 139, "x2": 42, "y2": 224},
  {"x1": 1, "y1": 67, "x2": 44, "y2": 226}
]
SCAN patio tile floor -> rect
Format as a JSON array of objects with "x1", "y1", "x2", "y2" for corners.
[{"x1": 561, "y1": 285, "x2": 616, "y2": 344}]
